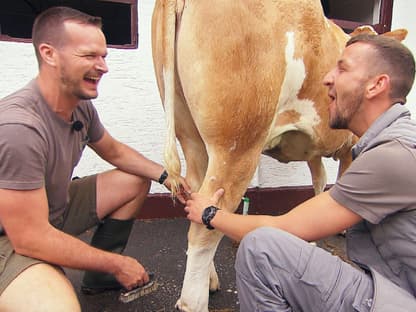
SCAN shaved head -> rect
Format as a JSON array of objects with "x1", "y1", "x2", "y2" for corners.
[{"x1": 32, "y1": 6, "x2": 102, "y2": 65}]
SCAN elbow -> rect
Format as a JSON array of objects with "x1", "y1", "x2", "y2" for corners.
[
  {"x1": 8, "y1": 229, "x2": 44, "y2": 259},
  {"x1": 12, "y1": 241, "x2": 35, "y2": 258}
]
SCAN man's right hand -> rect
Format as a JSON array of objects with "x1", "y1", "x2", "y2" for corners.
[{"x1": 113, "y1": 255, "x2": 149, "y2": 290}]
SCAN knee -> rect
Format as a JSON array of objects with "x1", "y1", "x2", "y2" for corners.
[
  {"x1": 235, "y1": 227, "x2": 295, "y2": 271},
  {"x1": 236, "y1": 227, "x2": 278, "y2": 269},
  {"x1": 0, "y1": 264, "x2": 81, "y2": 312},
  {"x1": 134, "y1": 176, "x2": 151, "y2": 198},
  {"x1": 126, "y1": 176, "x2": 150, "y2": 215},
  {"x1": 239, "y1": 227, "x2": 285, "y2": 252}
]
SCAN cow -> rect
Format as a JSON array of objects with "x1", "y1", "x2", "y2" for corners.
[{"x1": 151, "y1": 0, "x2": 407, "y2": 311}]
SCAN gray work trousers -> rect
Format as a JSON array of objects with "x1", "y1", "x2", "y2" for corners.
[{"x1": 235, "y1": 227, "x2": 374, "y2": 312}]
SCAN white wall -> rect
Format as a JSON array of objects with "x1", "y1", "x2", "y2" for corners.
[
  {"x1": 392, "y1": 4, "x2": 416, "y2": 105},
  {"x1": 0, "y1": 0, "x2": 415, "y2": 193}
]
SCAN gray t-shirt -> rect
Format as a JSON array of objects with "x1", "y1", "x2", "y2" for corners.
[
  {"x1": 0, "y1": 79, "x2": 105, "y2": 229},
  {"x1": 330, "y1": 139, "x2": 416, "y2": 296}
]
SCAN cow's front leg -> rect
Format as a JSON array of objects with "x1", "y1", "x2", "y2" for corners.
[{"x1": 175, "y1": 223, "x2": 223, "y2": 312}]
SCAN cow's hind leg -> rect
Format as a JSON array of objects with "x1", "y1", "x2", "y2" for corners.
[
  {"x1": 209, "y1": 261, "x2": 220, "y2": 292},
  {"x1": 307, "y1": 156, "x2": 327, "y2": 195}
]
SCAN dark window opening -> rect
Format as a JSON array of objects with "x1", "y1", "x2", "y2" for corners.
[
  {"x1": 0, "y1": 0, "x2": 138, "y2": 49},
  {"x1": 321, "y1": 0, "x2": 393, "y2": 34}
]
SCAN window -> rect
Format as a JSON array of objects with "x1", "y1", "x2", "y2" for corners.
[
  {"x1": 321, "y1": 0, "x2": 393, "y2": 34},
  {"x1": 0, "y1": 0, "x2": 138, "y2": 49}
]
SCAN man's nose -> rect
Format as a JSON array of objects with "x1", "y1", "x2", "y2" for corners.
[
  {"x1": 96, "y1": 57, "x2": 108, "y2": 73},
  {"x1": 322, "y1": 68, "x2": 334, "y2": 86}
]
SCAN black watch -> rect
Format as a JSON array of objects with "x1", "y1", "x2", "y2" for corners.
[
  {"x1": 158, "y1": 170, "x2": 168, "y2": 184},
  {"x1": 202, "y1": 206, "x2": 220, "y2": 230}
]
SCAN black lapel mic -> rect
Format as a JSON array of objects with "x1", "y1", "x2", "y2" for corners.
[{"x1": 72, "y1": 120, "x2": 84, "y2": 132}]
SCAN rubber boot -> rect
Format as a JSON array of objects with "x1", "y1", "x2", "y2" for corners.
[{"x1": 81, "y1": 218, "x2": 134, "y2": 295}]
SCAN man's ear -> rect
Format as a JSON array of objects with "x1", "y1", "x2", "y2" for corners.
[
  {"x1": 366, "y1": 74, "x2": 390, "y2": 99},
  {"x1": 38, "y1": 43, "x2": 58, "y2": 67}
]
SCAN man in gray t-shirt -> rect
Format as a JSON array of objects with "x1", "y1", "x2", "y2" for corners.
[
  {"x1": 0, "y1": 7, "x2": 190, "y2": 311},
  {"x1": 183, "y1": 35, "x2": 416, "y2": 310}
]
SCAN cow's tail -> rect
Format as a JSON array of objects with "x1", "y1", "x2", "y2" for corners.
[{"x1": 162, "y1": 0, "x2": 181, "y2": 196}]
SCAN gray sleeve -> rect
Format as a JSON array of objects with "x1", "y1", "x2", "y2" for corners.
[
  {"x1": 329, "y1": 141, "x2": 416, "y2": 224},
  {"x1": 0, "y1": 124, "x2": 46, "y2": 190}
]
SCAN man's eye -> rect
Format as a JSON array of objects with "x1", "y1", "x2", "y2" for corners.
[{"x1": 82, "y1": 55, "x2": 96, "y2": 60}]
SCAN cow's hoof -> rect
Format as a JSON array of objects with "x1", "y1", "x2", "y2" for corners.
[
  {"x1": 175, "y1": 299, "x2": 189, "y2": 312},
  {"x1": 209, "y1": 267, "x2": 220, "y2": 292},
  {"x1": 209, "y1": 280, "x2": 220, "y2": 293}
]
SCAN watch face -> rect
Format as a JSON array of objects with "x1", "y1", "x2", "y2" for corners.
[
  {"x1": 202, "y1": 206, "x2": 213, "y2": 223},
  {"x1": 202, "y1": 206, "x2": 218, "y2": 230},
  {"x1": 202, "y1": 206, "x2": 213, "y2": 219}
]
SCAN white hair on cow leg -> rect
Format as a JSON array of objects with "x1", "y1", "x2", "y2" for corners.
[{"x1": 175, "y1": 243, "x2": 221, "y2": 312}]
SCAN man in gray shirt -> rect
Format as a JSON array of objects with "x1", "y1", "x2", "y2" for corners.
[
  {"x1": 0, "y1": 6, "x2": 189, "y2": 311},
  {"x1": 184, "y1": 35, "x2": 416, "y2": 311}
]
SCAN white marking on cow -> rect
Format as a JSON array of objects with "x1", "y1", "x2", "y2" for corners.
[
  {"x1": 229, "y1": 141, "x2": 237, "y2": 151},
  {"x1": 278, "y1": 32, "x2": 320, "y2": 124},
  {"x1": 265, "y1": 32, "x2": 321, "y2": 148}
]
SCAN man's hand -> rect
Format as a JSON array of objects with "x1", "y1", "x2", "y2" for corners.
[
  {"x1": 163, "y1": 175, "x2": 191, "y2": 204},
  {"x1": 184, "y1": 188, "x2": 224, "y2": 224},
  {"x1": 113, "y1": 255, "x2": 149, "y2": 290}
]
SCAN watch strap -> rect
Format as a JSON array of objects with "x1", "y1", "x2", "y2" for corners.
[{"x1": 158, "y1": 170, "x2": 168, "y2": 184}]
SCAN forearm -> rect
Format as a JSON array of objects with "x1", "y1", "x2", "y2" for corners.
[
  {"x1": 95, "y1": 141, "x2": 164, "y2": 182},
  {"x1": 210, "y1": 192, "x2": 362, "y2": 243},
  {"x1": 210, "y1": 210, "x2": 277, "y2": 241},
  {"x1": 111, "y1": 144, "x2": 164, "y2": 181},
  {"x1": 90, "y1": 131, "x2": 165, "y2": 182},
  {"x1": 15, "y1": 225, "x2": 123, "y2": 275},
  {"x1": 1, "y1": 187, "x2": 133, "y2": 277}
]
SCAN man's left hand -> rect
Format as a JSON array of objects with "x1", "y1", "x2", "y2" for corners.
[{"x1": 184, "y1": 188, "x2": 224, "y2": 224}]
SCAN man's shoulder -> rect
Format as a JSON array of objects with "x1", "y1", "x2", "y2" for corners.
[
  {"x1": 364, "y1": 140, "x2": 415, "y2": 161},
  {"x1": 1, "y1": 80, "x2": 38, "y2": 104},
  {"x1": 355, "y1": 140, "x2": 415, "y2": 179},
  {"x1": 0, "y1": 81, "x2": 42, "y2": 128}
]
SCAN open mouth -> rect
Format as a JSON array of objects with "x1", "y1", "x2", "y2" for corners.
[{"x1": 84, "y1": 75, "x2": 100, "y2": 85}]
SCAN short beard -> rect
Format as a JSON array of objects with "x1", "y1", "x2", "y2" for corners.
[
  {"x1": 60, "y1": 66, "x2": 96, "y2": 100},
  {"x1": 330, "y1": 113, "x2": 349, "y2": 129},
  {"x1": 76, "y1": 92, "x2": 97, "y2": 100},
  {"x1": 330, "y1": 87, "x2": 364, "y2": 130}
]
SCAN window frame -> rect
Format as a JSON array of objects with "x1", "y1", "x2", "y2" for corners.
[
  {"x1": 0, "y1": 0, "x2": 394, "y2": 48},
  {"x1": 0, "y1": 0, "x2": 138, "y2": 49},
  {"x1": 328, "y1": 0, "x2": 393, "y2": 34}
]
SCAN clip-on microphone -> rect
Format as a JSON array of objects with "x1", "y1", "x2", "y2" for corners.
[{"x1": 72, "y1": 120, "x2": 84, "y2": 132}]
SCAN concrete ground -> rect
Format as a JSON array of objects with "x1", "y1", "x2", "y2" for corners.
[
  {"x1": 65, "y1": 218, "x2": 240, "y2": 312},
  {"x1": 65, "y1": 218, "x2": 346, "y2": 312}
]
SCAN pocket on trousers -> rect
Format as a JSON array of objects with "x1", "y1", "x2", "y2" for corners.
[
  {"x1": 0, "y1": 237, "x2": 14, "y2": 274},
  {"x1": 298, "y1": 248, "x2": 340, "y2": 302}
]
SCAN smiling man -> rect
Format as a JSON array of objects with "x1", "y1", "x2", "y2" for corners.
[
  {"x1": 0, "y1": 6, "x2": 189, "y2": 311},
  {"x1": 184, "y1": 34, "x2": 416, "y2": 311}
]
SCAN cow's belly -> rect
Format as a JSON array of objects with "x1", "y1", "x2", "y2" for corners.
[{"x1": 263, "y1": 129, "x2": 315, "y2": 162}]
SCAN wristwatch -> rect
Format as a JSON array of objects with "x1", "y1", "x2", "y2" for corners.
[
  {"x1": 158, "y1": 169, "x2": 168, "y2": 184},
  {"x1": 202, "y1": 206, "x2": 220, "y2": 230}
]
